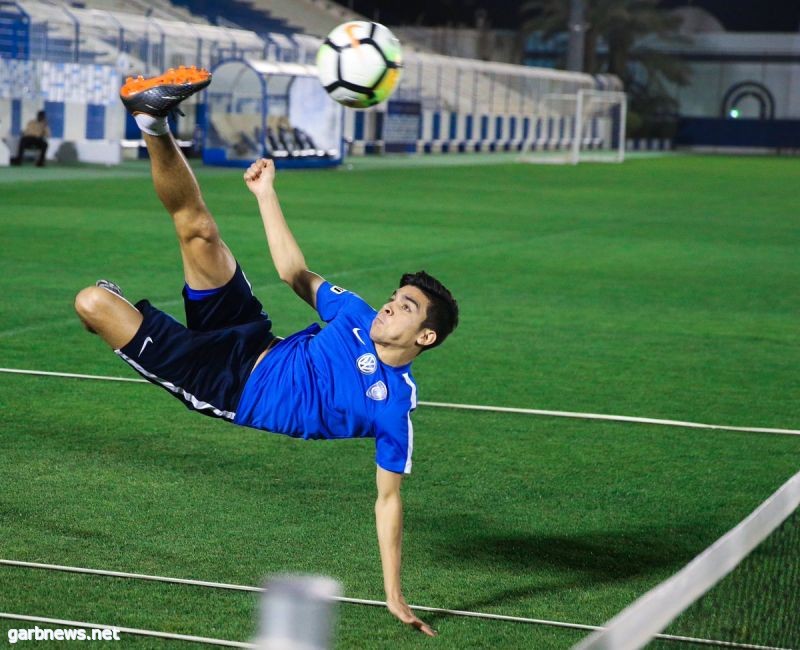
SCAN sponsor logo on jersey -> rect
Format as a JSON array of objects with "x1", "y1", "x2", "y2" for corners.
[
  {"x1": 357, "y1": 353, "x2": 377, "y2": 374},
  {"x1": 366, "y1": 380, "x2": 388, "y2": 401},
  {"x1": 330, "y1": 285, "x2": 346, "y2": 294},
  {"x1": 352, "y1": 327, "x2": 366, "y2": 345}
]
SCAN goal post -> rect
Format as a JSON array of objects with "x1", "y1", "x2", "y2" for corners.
[
  {"x1": 572, "y1": 89, "x2": 626, "y2": 164},
  {"x1": 518, "y1": 89, "x2": 627, "y2": 165}
]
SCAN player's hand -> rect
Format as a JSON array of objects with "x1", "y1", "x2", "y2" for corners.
[
  {"x1": 243, "y1": 158, "x2": 276, "y2": 198},
  {"x1": 387, "y1": 595, "x2": 438, "y2": 637}
]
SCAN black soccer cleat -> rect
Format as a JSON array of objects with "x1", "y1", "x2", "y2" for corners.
[
  {"x1": 120, "y1": 66, "x2": 211, "y2": 117},
  {"x1": 95, "y1": 279, "x2": 124, "y2": 298}
]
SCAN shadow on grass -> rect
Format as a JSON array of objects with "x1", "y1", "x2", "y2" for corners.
[
  {"x1": 419, "y1": 582, "x2": 589, "y2": 629},
  {"x1": 424, "y1": 514, "x2": 702, "y2": 582},
  {"x1": 414, "y1": 515, "x2": 707, "y2": 628}
]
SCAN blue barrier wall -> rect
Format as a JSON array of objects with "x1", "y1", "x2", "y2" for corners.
[
  {"x1": 85, "y1": 104, "x2": 105, "y2": 139},
  {"x1": 676, "y1": 118, "x2": 800, "y2": 149}
]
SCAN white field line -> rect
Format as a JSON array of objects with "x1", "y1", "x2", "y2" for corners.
[
  {"x1": 0, "y1": 368, "x2": 146, "y2": 383},
  {"x1": 420, "y1": 401, "x2": 800, "y2": 436},
  {"x1": 0, "y1": 612, "x2": 255, "y2": 648},
  {"x1": 1, "y1": 366, "x2": 798, "y2": 436},
  {"x1": 0, "y1": 273, "x2": 330, "y2": 339},
  {"x1": 0, "y1": 253, "x2": 443, "y2": 340},
  {"x1": 0, "y1": 317, "x2": 80, "y2": 340},
  {"x1": 0, "y1": 559, "x2": 595, "y2": 632},
  {"x1": 0, "y1": 297, "x2": 184, "y2": 340},
  {"x1": 0, "y1": 560, "x2": 788, "y2": 650},
  {"x1": 0, "y1": 234, "x2": 546, "y2": 340}
]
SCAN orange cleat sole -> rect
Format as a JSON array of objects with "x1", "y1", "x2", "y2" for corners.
[{"x1": 120, "y1": 65, "x2": 211, "y2": 99}]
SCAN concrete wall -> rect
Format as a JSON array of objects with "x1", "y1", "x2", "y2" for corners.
[
  {"x1": 661, "y1": 33, "x2": 800, "y2": 120},
  {"x1": 0, "y1": 60, "x2": 123, "y2": 164}
]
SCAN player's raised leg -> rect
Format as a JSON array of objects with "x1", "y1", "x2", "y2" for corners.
[
  {"x1": 141, "y1": 131, "x2": 236, "y2": 289},
  {"x1": 74, "y1": 281, "x2": 143, "y2": 349},
  {"x1": 122, "y1": 67, "x2": 235, "y2": 290}
]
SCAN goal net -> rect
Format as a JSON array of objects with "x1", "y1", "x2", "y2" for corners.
[
  {"x1": 574, "y1": 468, "x2": 800, "y2": 650},
  {"x1": 518, "y1": 89, "x2": 626, "y2": 165}
]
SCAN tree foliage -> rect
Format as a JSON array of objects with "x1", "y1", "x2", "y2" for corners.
[{"x1": 521, "y1": 0, "x2": 691, "y2": 136}]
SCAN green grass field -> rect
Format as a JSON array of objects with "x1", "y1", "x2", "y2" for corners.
[{"x1": 1, "y1": 154, "x2": 799, "y2": 649}]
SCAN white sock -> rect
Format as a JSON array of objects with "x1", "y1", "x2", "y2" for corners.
[{"x1": 134, "y1": 113, "x2": 169, "y2": 136}]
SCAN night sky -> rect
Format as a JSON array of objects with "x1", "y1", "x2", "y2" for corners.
[{"x1": 348, "y1": 0, "x2": 800, "y2": 32}]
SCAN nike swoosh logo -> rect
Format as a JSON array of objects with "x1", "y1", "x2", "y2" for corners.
[
  {"x1": 352, "y1": 328, "x2": 366, "y2": 345},
  {"x1": 139, "y1": 336, "x2": 154, "y2": 356}
]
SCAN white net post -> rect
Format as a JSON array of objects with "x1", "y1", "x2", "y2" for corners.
[
  {"x1": 570, "y1": 89, "x2": 583, "y2": 165},
  {"x1": 617, "y1": 93, "x2": 627, "y2": 163},
  {"x1": 256, "y1": 575, "x2": 342, "y2": 650},
  {"x1": 573, "y1": 469, "x2": 800, "y2": 650}
]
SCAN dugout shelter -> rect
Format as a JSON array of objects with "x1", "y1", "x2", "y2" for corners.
[{"x1": 203, "y1": 59, "x2": 344, "y2": 169}]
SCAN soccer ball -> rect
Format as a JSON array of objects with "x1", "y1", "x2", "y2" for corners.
[{"x1": 316, "y1": 21, "x2": 402, "y2": 108}]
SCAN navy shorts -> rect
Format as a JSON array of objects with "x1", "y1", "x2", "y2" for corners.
[{"x1": 116, "y1": 264, "x2": 275, "y2": 420}]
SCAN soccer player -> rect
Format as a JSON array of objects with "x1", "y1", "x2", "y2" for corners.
[{"x1": 73, "y1": 67, "x2": 458, "y2": 637}]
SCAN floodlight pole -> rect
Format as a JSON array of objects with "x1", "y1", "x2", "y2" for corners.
[{"x1": 566, "y1": 0, "x2": 585, "y2": 73}]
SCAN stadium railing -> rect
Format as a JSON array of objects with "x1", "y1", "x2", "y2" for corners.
[{"x1": 2, "y1": 0, "x2": 624, "y2": 162}]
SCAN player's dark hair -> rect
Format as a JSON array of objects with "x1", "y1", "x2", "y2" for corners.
[
  {"x1": 399, "y1": 270, "x2": 459, "y2": 351},
  {"x1": 36, "y1": 110, "x2": 46, "y2": 121}
]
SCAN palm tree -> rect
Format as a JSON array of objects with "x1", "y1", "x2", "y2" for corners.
[{"x1": 520, "y1": 0, "x2": 690, "y2": 136}]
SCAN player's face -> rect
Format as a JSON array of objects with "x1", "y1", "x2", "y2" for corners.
[{"x1": 370, "y1": 286, "x2": 435, "y2": 351}]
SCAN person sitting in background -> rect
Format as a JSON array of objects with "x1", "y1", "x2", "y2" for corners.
[{"x1": 12, "y1": 110, "x2": 50, "y2": 167}]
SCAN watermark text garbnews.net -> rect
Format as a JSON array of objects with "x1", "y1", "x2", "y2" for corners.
[{"x1": 8, "y1": 626, "x2": 121, "y2": 643}]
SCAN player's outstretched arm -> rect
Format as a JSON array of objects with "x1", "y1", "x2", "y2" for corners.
[
  {"x1": 244, "y1": 158, "x2": 324, "y2": 309},
  {"x1": 375, "y1": 466, "x2": 437, "y2": 637}
]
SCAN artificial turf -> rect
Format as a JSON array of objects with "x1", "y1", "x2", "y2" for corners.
[{"x1": 1, "y1": 153, "x2": 798, "y2": 648}]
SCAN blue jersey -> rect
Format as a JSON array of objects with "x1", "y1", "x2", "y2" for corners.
[{"x1": 234, "y1": 282, "x2": 417, "y2": 474}]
